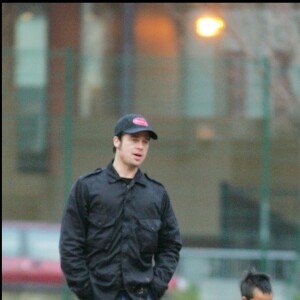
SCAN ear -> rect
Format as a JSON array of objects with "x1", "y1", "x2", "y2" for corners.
[
  {"x1": 113, "y1": 136, "x2": 120, "y2": 149},
  {"x1": 241, "y1": 297, "x2": 247, "y2": 300}
]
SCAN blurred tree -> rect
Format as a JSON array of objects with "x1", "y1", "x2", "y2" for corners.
[{"x1": 165, "y1": 3, "x2": 300, "y2": 134}]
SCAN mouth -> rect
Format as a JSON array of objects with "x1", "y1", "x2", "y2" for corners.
[{"x1": 133, "y1": 153, "x2": 143, "y2": 160}]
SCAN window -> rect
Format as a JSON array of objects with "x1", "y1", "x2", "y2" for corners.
[
  {"x1": 222, "y1": 51, "x2": 246, "y2": 117},
  {"x1": 14, "y1": 5, "x2": 49, "y2": 172},
  {"x1": 2, "y1": 228, "x2": 22, "y2": 257},
  {"x1": 79, "y1": 3, "x2": 116, "y2": 118},
  {"x1": 27, "y1": 228, "x2": 60, "y2": 261}
]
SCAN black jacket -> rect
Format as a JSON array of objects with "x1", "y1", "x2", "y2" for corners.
[{"x1": 59, "y1": 161, "x2": 182, "y2": 300}]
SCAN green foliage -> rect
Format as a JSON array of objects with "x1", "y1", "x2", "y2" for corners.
[{"x1": 294, "y1": 292, "x2": 300, "y2": 300}]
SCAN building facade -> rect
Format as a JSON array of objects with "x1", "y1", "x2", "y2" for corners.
[{"x1": 2, "y1": 3, "x2": 300, "y2": 249}]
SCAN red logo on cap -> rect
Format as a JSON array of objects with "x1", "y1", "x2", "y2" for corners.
[{"x1": 132, "y1": 117, "x2": 148, "y2": 127}]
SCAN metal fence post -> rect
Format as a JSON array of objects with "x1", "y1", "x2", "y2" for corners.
[
  {"x1": 120, "y1": 3, "x2": 135, "y2": 116},
  {"x1": 62, "y1": 47, "x2": 74, "y2": 300},
  {"x1": 259, "y1": 57, "x2": 271, "y2": 272},
  {"x1": 221, "y1": 181, "x2": 230, "y2": 248}
]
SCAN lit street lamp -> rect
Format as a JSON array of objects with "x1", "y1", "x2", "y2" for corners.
[{"x1": 195, "y1": 16, "x2": 225, "y2": 37}]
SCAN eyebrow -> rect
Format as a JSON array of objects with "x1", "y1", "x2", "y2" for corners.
[{"x1": 131, "y1": 133, "x2": 150, "y2": 139}]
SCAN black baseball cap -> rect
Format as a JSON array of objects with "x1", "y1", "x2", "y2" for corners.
[{"x1": 114, "y1": 114, "x2": 158, "y2": 140}]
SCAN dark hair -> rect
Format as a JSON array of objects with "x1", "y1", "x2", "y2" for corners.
[
  {"x1": 113, "y1": 133, "x2": 123, "y2": 153},
  {"x1": 240, "y1": 267, "x2": 272, "y2": 299}
]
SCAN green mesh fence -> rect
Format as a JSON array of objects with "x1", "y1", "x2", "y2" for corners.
[{"x1": 2, "y1": 48, "x2": 300, "y2": 299}]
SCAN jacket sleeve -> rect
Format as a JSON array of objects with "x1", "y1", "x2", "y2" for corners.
[
  {"x1": 149, "y1": 190, "x2": 182, "y2": 299},
  {"x1": 59, "y1": 178, "x2": 93, "y2": 300}
]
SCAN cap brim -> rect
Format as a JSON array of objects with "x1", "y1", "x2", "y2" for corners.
[{"x1": 124, "y1": 128, "x2": 158, "y2": 140}]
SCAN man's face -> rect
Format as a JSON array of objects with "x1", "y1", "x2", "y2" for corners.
[
  {"x1": 242, "y1": 288, "x2": 273, "y2": 300},
  {"x1": 114, "y1": 131, "x2": 150, "y2": 168}
]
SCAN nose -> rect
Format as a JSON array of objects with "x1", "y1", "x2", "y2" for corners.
[{"x1": 137, "y1": 140, "x2": 144, "y2": 149}]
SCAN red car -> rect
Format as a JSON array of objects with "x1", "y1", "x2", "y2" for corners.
[{"x1": 2, "y1": 221, "x2": 65, "y2": 291}]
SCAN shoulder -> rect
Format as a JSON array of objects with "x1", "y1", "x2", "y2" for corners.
[
  {"x1": 78, "y1": 168, "x2": 103, "y2": 181},
  {"x1": 70, "y1": 168, "x2": 103, "y2": 193},
  {"x1": 144, "y1": 173, "x2": 171, "y2": 202},
  {"x1": 144, "y1": 173, "x2": 165, "y2": 189}
]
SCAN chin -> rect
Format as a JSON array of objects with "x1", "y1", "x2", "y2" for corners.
[{"x1": 131, "y1": 160, "x2": 143, "y2": 167}]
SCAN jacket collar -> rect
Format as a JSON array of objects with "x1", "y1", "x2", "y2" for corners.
[{"x1": 106, "y1": 160, "x2": 147, "y2": 187}]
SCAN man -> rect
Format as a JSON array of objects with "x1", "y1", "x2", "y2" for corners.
[
  {"x1": 59, "y1": 113, "x2": 182, "y2": 300},
  {"x1": 240, "y1": 268, "x2": 273, "y2": 300}
]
